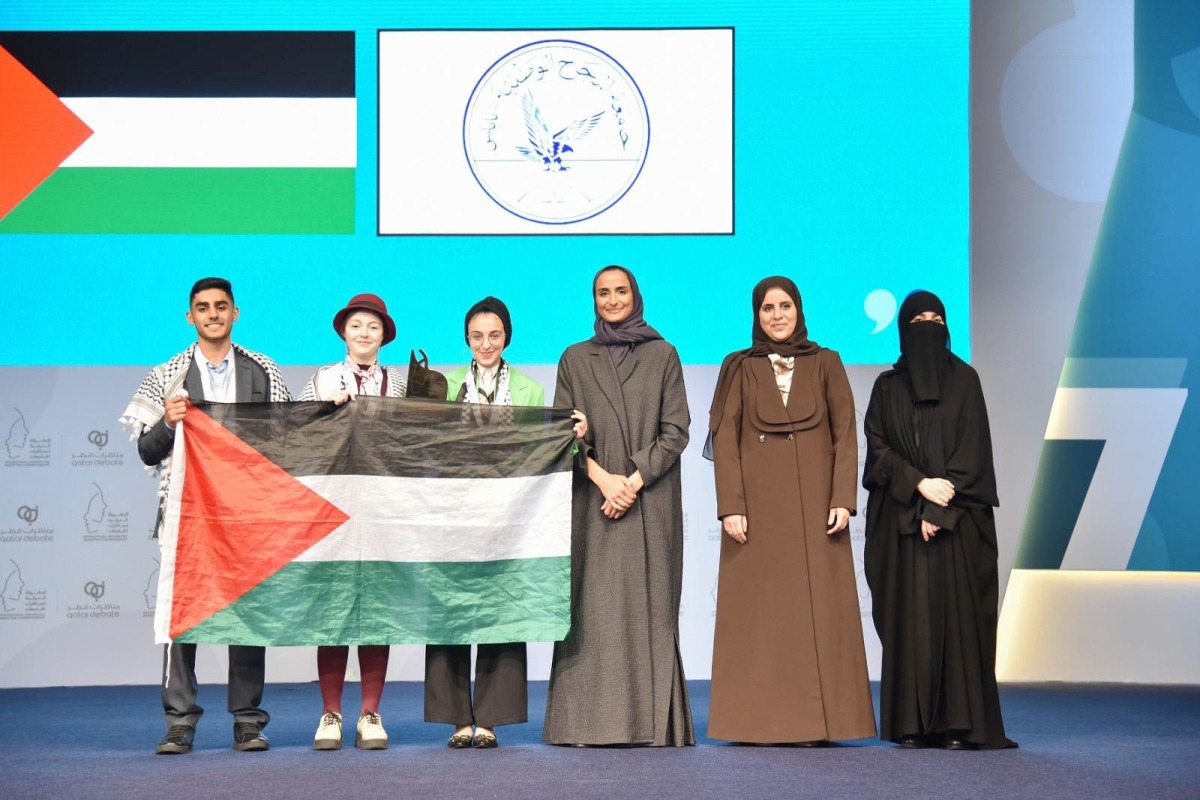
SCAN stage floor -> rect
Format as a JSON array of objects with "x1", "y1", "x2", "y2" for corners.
[{"x1": 2, "y1": 681, "x2": 1197, "y2": 799}]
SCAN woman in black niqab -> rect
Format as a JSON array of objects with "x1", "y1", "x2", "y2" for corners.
[
  {"x1": 862, "y1": 290, "x2": 1017, "y2": 750},
  {"x1": 896, "y1": 290, "x2": 950, "y2": 402}
]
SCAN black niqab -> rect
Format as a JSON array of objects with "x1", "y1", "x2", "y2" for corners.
[{"x1": 897, "y1": 290, "x2": 950, "y2": 403}]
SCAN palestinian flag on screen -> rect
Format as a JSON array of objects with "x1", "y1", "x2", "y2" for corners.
[
  {"x1": 154, "y1": 398, "x2": 575, "y2": 646},
  {"x1": 0, "y1": 31, "x2": 355, "y2": 233}
]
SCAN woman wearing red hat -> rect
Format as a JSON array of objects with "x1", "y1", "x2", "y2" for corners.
[{"x1": 298, "y1": 293, "x2": 406, "y2": 751}]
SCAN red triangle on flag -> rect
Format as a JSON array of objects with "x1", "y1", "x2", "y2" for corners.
[
  {"x1": 170, "y1": 406, "x2": 349, "y2": 639},
  {"x1": 0, "y1": 46, "x2": 94, "y2": 220}
]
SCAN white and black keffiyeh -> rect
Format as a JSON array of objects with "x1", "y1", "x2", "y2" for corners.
[
  {"x1": 119, "y1": 344, "x2": 290, "y2": 511},
  {"x1": 120, "y1": 347, "x2": 194, "y2": 440},
  {"x1": 460, "y1": 360, "x2": 515, "y2": 426},
  {"x1": 298, "y1": 362, "x2": 407, "y2": 401}
]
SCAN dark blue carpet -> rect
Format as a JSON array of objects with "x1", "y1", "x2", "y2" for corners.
[{"x1": 2, "y1": 681, "x2": 1198, "y2": 799}]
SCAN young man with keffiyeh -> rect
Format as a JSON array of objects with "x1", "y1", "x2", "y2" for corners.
[{"x1": 120, "y1": 277, "x2": 291, "y2": 755}]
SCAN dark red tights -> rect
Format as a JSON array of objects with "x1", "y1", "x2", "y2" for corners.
[{"x1": 317, "y1": 645, "x2": 390, "y2": 714}]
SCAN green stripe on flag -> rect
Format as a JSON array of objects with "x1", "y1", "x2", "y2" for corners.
[
  {"x1": 174, "y1": 557, "x2": 571, "y2": 646},
  {"x1": 0, "y1": 167, "x2": 354, "y2": 233}
]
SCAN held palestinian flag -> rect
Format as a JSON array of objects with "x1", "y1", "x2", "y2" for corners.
[
  {"x1": 0, "y1": 31, "x2": 355, "y2": 234},
  {"x1": 154, "y1": 398, "x2": 575, "y2": 646}
]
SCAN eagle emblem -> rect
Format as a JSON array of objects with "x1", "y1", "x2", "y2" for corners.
[{"x1": 515, "y1": 92, "x2": 605, "y2": 172}]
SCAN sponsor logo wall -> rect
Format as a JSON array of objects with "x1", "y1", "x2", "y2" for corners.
[{"x1": 0, "y1": 368, "x2": 164, "y2": 686}]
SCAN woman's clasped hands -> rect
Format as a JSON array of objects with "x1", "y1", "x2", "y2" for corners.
[{"x1": 917, "y1": 477, "x2": 955, "y2": 541}]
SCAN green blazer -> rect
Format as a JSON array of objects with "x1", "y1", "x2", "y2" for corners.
[{"x1": 444, "y1": 362, "x2": 545, "y2": 407}]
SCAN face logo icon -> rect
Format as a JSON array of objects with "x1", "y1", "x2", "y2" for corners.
[
  {"x1": 2, "y1": 561, "x2": 24, "y2": 612},
  {"x1": 144, "y1": 560, "x2": 159, "y2": 610},
  {"x1": 84, "y1": 483, "x2": 108, "y2": 534},
  {"x1": 464, "y1": 40, "x2": 650, "y2": 225},
  {"x1": 6, "y1": 410, "x2": 29, "y2": 458}
]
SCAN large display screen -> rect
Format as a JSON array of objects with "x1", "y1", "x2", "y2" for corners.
[{"x1": 0, "y1": 2, "x2": 968, "y2": 366}]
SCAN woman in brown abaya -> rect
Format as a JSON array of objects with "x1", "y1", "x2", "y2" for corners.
[
  {"x1": 707, "y1": 276, "x2": 875, "y2": 745},
  {"x1": 863, "y1": 290, "x2": 1016, "y2": 750}
]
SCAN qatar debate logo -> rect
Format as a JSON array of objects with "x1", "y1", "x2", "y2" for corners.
[
  {"x1": 464, "y1": 40, "x2": 650, "y2": 225},
  {"x1": 2, "y1": 505, "x2": 53, "y2": 544},
  {"x1": 71, "y1": 428, "x2": 124, "y2": 467},
  {"x1": 67, "y1": 577, "x2": 120, "y2": 619}
]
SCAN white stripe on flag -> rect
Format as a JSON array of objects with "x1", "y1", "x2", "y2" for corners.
[
  {"x1": 153, "y1": 422, "x2": 188, "y2": 644},
  {"x1": 60, "y1": 98, "x2": 357, "y2": 167},
  {"x1": 294, "y1": 471, "x2": 572, "y2": 564}
]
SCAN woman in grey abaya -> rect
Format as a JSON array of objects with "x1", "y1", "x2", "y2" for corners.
[{"x1": 542, "y1": 265, "x2": 694, "y2": 747}]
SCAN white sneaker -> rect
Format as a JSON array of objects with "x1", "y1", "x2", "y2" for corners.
[
  {"x1": 313, "y1": 711, "x2": 342, "y2": 750},
  {"x1": 356, "y1": 711, "x2": 388, "y2": 750}
]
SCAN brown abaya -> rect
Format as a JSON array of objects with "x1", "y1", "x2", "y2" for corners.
[{"x1": 707, "y1": 277, "x2": 876, "y2": 743}]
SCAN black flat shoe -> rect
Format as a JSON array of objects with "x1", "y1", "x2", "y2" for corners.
[
  {"x1": 473, "y1": 731, "x2": 498, "y2": 749},
  {"x1": 899, "y1": 734, "x2": 931, "y2": 749},
  {"x1": 942, "y1": 735, "x2": 977, "y2": 751},
  {"x1": 447, "y1": 732, "x2": 473, "y2": 749}
]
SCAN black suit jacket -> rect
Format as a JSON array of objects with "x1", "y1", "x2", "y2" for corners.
[{"x1": 137, "y1": 350, "x2": 274, "y2": 467}]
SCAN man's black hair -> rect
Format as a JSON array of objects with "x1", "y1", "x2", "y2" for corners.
[{"x1": 189, "y1": 277, "x2": 234, "y2": 303}]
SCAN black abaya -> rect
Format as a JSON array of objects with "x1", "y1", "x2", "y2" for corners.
[{"x1": 862, "y1": 353, "x2": 1015, "y2": 748}]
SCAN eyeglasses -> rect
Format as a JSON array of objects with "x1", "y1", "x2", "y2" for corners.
[{"x1": 469, "y1": 332, "x2": 505, "y2": 345}]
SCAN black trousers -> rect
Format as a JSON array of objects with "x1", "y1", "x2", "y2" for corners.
[
  {"x1": 162, "y1": 642, "x2": 268, "y2": 730},
  {"x1": 424, "y1": 643, "x2": 527, "y2": 728}
]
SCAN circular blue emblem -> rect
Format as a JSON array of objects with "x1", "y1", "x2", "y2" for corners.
[{"x1": 464, "y1": 40, "x2": 650, "y2": 225}]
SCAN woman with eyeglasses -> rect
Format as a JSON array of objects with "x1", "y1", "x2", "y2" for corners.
[{"x1": 424, "y1": 296, "x2": 552, "y2": 749}]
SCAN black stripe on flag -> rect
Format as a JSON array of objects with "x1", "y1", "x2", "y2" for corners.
[
  {"x1": 196, "y1": 397, "x2": 577, "y2": 480},
  {"x1": 0, "y1": 31, "x2": 354, "y2": 97}
]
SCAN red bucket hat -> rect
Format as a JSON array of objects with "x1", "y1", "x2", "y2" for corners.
[{"x1": 332, "y1": 293, "x2": 397, "y2": 346}]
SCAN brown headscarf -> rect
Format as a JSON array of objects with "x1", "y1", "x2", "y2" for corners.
[
  {"x1": 707, "y1": 276, "x2": 823, "y2": 438},
  {"x1": 589, "y1": 265, "x2": 663, "y2": 365}
]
